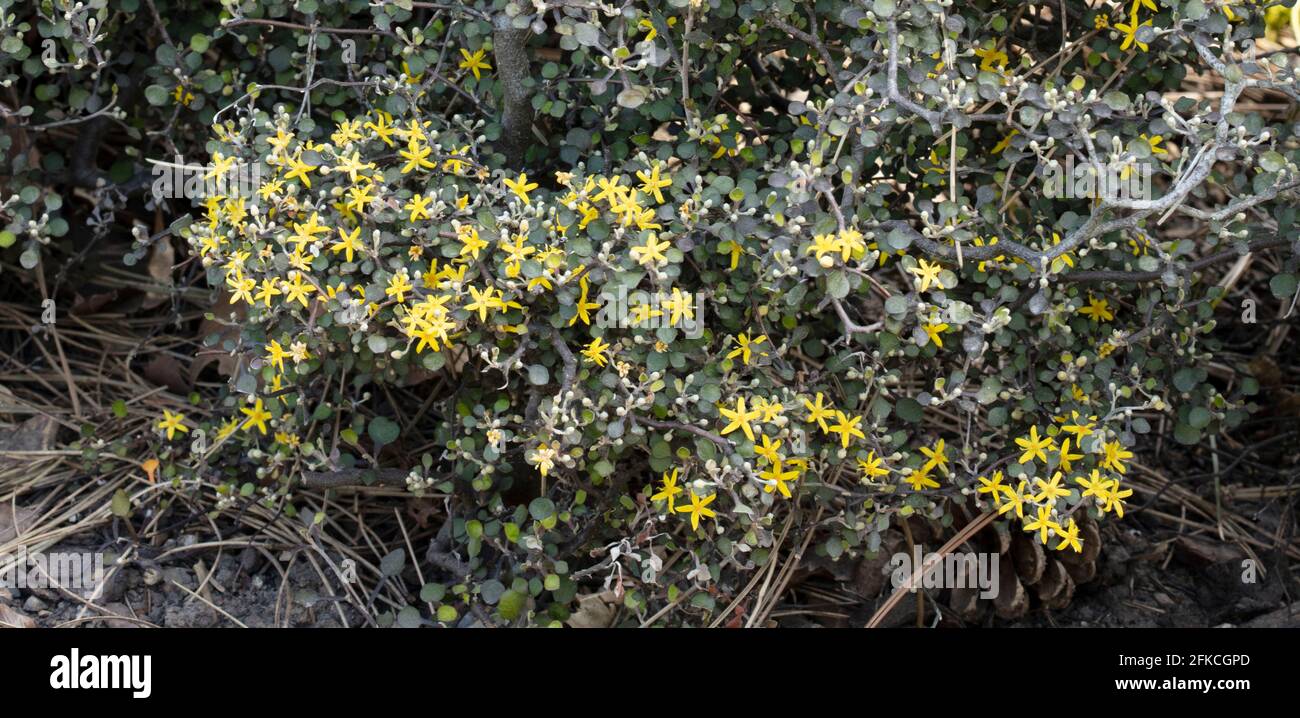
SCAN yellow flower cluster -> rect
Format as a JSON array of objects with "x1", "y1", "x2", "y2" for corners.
[
  {"x1": 799, "y1": 392, "x2": 866, "y2": 449},
  {"x1": 651, "y1": 469, "x2": 718, "y2": 530},
  {"x1": 192, "y1": 98, "x2": 694, "y2": 412},
  {"x1": 184, "y1": 97, "x2": 700, "y2": 468},
  {"x1": 806, "y1": 227, "x2": 867, "y2": 268},
  {"x1": 979, "y1": 420, "x2": 1136, "y2": 553}
]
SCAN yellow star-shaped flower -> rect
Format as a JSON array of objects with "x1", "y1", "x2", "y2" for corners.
[
  {"x1": 675, "y1": 491, "x2": 717, "y2": 530},
  {"x1": 240, "y1": 398, "x2": 273, "y2": 435},
  {"x1": 802, "y1": 392, "x2": 835, "y2": 433},
  {"x1": 504, "y1": 173, "x2": 539, "y2": 204},
  {"x1": 157, "y1": 410, "x2": 189, "y2": 440},
  {"x1": 828, "y1": 410, "x2": 865, "y2": 449},
  {"x1": 718, "y1": 397, "x2": 762, "y2": 443},
  {"x1": 907, "y1": 259, "x2": 944, "y2": 293},
  {"x1": 332, "y1": 225, "x2": 363, "y2": 263},
  {"x1": 650, "y1": 468, "x2": 683, "y2": 512},
  {"x1": 1014, "y1": 425, "x2": 1056, "y2": 465},
  {"x1": 458, "y1": 48, "x2": 492, "y2": 80}
]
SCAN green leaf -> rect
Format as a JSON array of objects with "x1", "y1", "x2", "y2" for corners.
[
  {"x1": 1269, "y1": 273, "x2": 1297, "y2": 299},
  {"x1": 1173, "y1": 423, "x2": 1202, "y2": 446},
  {"x1": 480, "y1": 579, "x2": 505, "y2": 604},
  {"x1": 380, "y1": 548, "x2": 406, "y2": 577},
  {"x1": 422, "y1": 351, "x2": 446, "y2": 371},
  {"x1": 616, "y1": 85, "x2": 649, "y2": 109},
  {"x1": 420, "y1": 583, "x2": 446, "y2": 603},
  {"x1": 825, "y1": 537, "x2": 843, "y2": 559},
  {"x1": 988, "y1": 406, "x2": 1008, "y2": 427},
  {"x1": 110, "y1": 489, "x2": 132, "y2": 518},
  {"x1": 1172, "y1": 368, "x2": 1200, "y2": 393},
  {"x1": 826, "y1": 270, "x2": 850, "y2": 299},
  {"x1": 368, "y1": 416, "x2": 400, "y2": 446},
  {"x1": 1102, "y1": 91, "x2": 1130, "y2": 111},
  {"x1": 498, "y1": 589, "x2": 526, "y2": 620},
  {"x1": 1187, "y1": 406, "x2": 1212, "y2": 429},
  {"x1": 1259, "y1": 151, "x2": 1286, "y2": 173},
  {"x1": 528, "y1": 364, "x2": 549, "y2": 385},
  {"x1": 895, "y1": 398, "x2": 924, "y2": 423},
  {"x1": 574, "y1": 22, "x2": 600, "y2": 46},
  {"x1": 396, "y1": 606, "x2": 422, "y2": 628},
  {"x1": 529, "y1": 497, "x2": 556, "y2": 521},
  {"x1": 144, "y1": 84, "x2": 170, "y2": 106}
]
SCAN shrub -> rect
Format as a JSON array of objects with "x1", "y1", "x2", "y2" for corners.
[{"x1": 7, "y1": 0, "x2": 1299, "y2": 625}]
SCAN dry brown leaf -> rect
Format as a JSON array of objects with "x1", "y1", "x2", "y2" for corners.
[
  {"x1": 141, "y1": 237, "x2": 176, "y2": 309},
  {"x1": 0, "y1": 603, "x2": 36, "y2": 628},
  {"x1": 0, "y1": 415, "x2": 59, "y2": 470},
  {"x1": 70, "y1": 289, "x2": 121, "y2": 316},
  {"x1": 0, "y1": 504, "x2": 38, "y2": 545},
  {"x1": 190, "y1": 290, "x2": 243, "y2": 381},
  {"x1": 1248, "y1": 355, "x2": 1282, "y2": 388},
  {"x1": 143, "y1": 354, "x2": 189, "y2": 394},
  {"x1": 0, "y1": 415, "x2": 58, "y2": 452},
  {"x1": 399, "y1": 366, "x2": 443, "y2": 387},
  {"x1": 564, "y1": 590, "x2": 618, "y2": 628}
]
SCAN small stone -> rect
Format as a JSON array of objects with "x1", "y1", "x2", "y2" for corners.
[
  {"x1": 94, "y1": 560, "x2": 127, "y2": 602},
  {"x1": 101, "y1": 602, "x2": 139, "y2": 629},
  {"x1": 161, "y1": 567, "x2": 194, "y2": 594}
]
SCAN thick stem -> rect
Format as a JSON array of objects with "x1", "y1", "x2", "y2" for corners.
[{"x1": 493, "y1": 16, "x2": 534, "y2": 168}]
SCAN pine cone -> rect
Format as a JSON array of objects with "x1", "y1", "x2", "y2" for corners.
[
  {"x1": 843, "y1": 505, "x2": 1102, "y2": 626},
  {"x1": 946, "y1": 504, "x2": 1102, "y2": 621}
]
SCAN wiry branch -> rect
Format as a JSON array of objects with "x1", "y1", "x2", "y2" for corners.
[
  {"x1": 549, "y1": 325, "x2": 577, "y2": 395},
  {"x1": 767, "y1": 11, "x2": 842, "y2": 90},
  {"x1": 868, "y1": 26, "x2": 1299, "y2": 286},
  {"x1": 885, "y1": 21, "x2": 945, "y2": 131}
]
